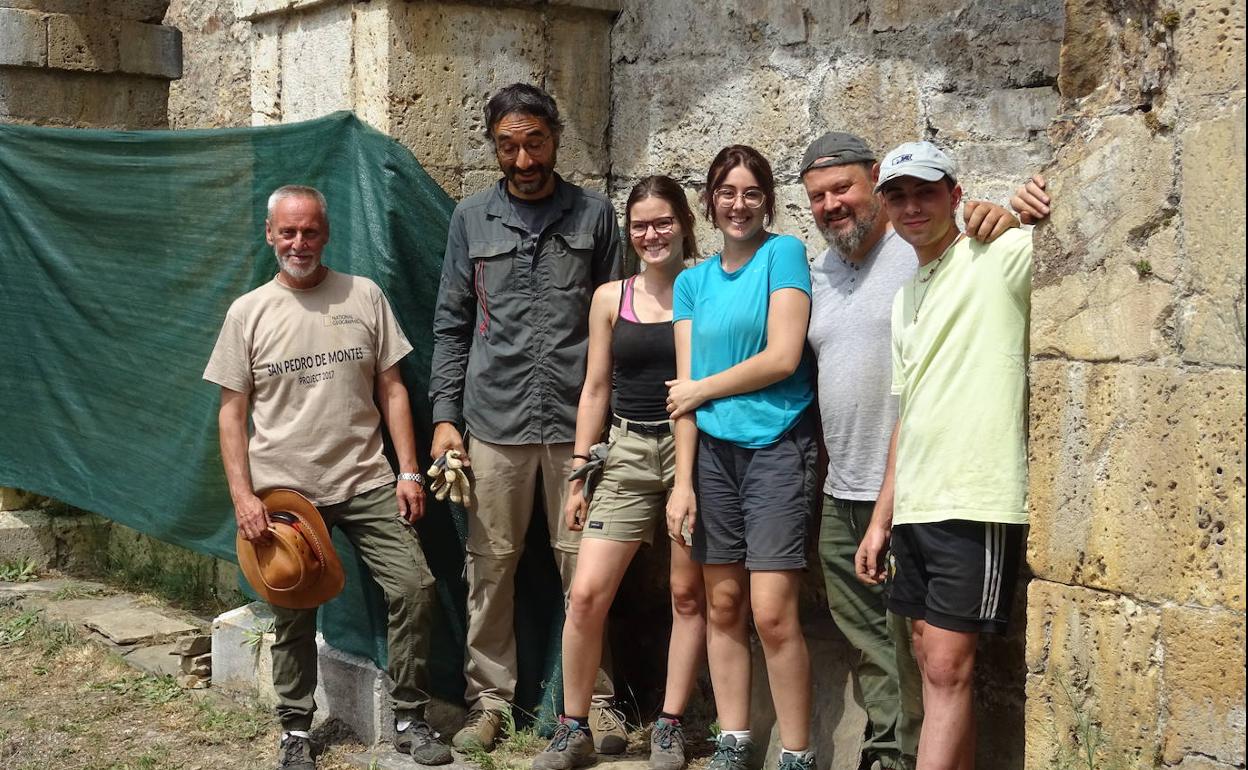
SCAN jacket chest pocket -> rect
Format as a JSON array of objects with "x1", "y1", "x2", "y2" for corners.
[
  {"x1": 469, "y1": 238, "x2": 521, "y2": 297},
  {"x1": 548, "y1": 231, "x2": 594, "y2": 290}
]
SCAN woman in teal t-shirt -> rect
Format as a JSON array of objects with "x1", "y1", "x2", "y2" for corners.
[{"x1": 667, "y1": 145, "x2": 818, "y2": 770}]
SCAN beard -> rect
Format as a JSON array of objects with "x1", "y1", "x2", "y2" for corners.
[
  {"x1": 275, "y1": 249, "x2": 320, "y2": 280},
  {"x1": 505, "y1": 153, "x2": 556, "y2": 196},
  {"x1": 818, "y1": 199, "x2": 882, "y2": 258}
]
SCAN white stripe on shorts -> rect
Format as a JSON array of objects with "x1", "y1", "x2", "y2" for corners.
[{"x1": 980, "y1": 523, "x2": 1004, "y2": 620}]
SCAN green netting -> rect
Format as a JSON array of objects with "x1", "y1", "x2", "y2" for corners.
[{"x1": 0, "y1": 112, "x2": 566, "y2": 721}]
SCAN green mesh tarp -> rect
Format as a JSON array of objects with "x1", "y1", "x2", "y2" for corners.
[{"x1": 0, "y1": 112, "x2": 567, "y2": 720}]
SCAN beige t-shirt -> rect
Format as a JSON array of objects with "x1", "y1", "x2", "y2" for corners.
[{"x1": 203, "y1": 269, "x2": 413, "y2": 505}]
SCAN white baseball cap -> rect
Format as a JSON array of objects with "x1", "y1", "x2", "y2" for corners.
[{"x1": 874, "y1": 141, "x2": 958, "y2": 192}]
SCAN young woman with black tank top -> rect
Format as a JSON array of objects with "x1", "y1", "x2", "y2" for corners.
[{"x1": 530, "y1": 176, "x2": 706, "y2": 770}]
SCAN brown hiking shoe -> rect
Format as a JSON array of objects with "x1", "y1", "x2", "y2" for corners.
[
  {"x1": 452, "y1": 708, "x2": 505, "y2": 751},
  {"x1": 589, "y1": 705, "x2": 627, "y2": 755}
]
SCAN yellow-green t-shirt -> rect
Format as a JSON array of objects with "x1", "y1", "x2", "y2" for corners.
[{"x1": 889, "y1": 228, "x2": 1032, "y2": 526}]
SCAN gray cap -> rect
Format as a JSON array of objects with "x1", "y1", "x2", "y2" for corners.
[
  {"x1": 874, "y1": 141, "x2": 958, "y2": 192},
  {"x1": 799, "y1": 132, "x2": 876, "y2": 177}
]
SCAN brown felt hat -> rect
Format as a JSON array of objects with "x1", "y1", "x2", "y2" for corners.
[{"x1": 237, "y1": 489, "x2": 345, "y2": 610}]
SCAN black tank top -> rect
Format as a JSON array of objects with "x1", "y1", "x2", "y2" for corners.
[{"x1": 611, "y1": 276, "x2": 676, "y2": 422}]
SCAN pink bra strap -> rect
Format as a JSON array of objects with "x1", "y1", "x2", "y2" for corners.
[{"x1": 619, "y1": 275, "x2": 640, "y2": 323}]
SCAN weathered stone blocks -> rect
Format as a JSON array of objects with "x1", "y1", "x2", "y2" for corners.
[
  {"x1": 814, "y1": 58, "x2": 924, "y2": 158},
  {"x1": 0, "y1": 8, "x2": 48, "y2": 67},
  {"x1": 1159, "y1": 604, "x2": 1246, "y2": 764},
  {"x1": 1024, "y1": 580, "x2": 1163, "y2": 769},
  {"x1": 1028, "y1": 361, "x2": 1245, "y2": 609},
  {"x1": 1173, "y1": 0, "x2": 1246, "y2": 98}
]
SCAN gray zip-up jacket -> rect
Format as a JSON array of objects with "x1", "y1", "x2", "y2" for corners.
[{"x1": 429, "y1": 177, "x2": 622, "y2": 444}]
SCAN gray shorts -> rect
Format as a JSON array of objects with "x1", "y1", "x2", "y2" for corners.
[{"x1": 692, "y1": 410, "x2": 818, "y2": 570}]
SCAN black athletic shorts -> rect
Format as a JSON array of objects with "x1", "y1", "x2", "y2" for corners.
[
  {"x1": 692, "y1": 410, "x2": 818, "y2": 570},
  {"x1": 888, "y1": 520, "x2": 1027, "y2": 634}
]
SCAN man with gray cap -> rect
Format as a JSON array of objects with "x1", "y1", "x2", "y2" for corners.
[
  {"x1": 799, "y1": 132, "x2": 1027, "y2": 770},
  {"x1": 856, "y1": 141, "x2": 1034, "y2": 769}
]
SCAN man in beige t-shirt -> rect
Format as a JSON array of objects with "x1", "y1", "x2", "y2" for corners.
[{"x1": 204, "y1": 185, "x2": 450, "y2": 770}]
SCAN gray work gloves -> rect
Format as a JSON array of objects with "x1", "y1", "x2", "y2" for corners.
[
  {"x1": 427, "y1": 450, "x2": 472, "y2": 504},
  {"x1": 567, "y1": 442, "x2": 610, "y2": 502}
]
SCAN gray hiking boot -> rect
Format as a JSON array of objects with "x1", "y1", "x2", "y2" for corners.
[
  {"x1": 531, "y1": 717, "x2": 596, "y2": 770},
  {"x1": 648, "y1": 717, "x2": 687, "y2": 770},
  {"x1": 707, "y1": 735, "x2": 751, "y2": 770},
  {"x1": 276, "y1": 733, "x2": 316, "y2": 770},
  {"x1": 589, "y1": 705, "x2": 628, "y2": 755},
  {"x1": 778, "y1": 751, "x2": 817, "y2": 770},
  {"x1": 395, "y1": 720, "x2": 453, "y2": 766}
]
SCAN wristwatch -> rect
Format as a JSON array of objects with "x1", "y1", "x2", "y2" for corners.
[{"x1": 397, "y1": 472, "x2": 424, "y2": 486}]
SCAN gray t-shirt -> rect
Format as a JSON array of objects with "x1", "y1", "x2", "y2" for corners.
[{"x1": 808, "y1": 229, "x2": 916, "y2": 500}]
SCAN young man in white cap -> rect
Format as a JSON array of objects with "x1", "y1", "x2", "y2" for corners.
[
  {"x1": 800, "y1": 132, "x2": 1042, "y2": 770},
  {"x1": 855, "y1": 142, "x2": 1033, "y2": 770}
]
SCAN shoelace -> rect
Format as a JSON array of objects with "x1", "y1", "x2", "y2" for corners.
[
  {"x1": 547, "y1": 721, "x2": 575, "y2": 751},
  {"x1": 709, "y1": 739, "x2": 750, "y2": 767},
  {"x1": 464, "y1": 710, "x2": 492, "y2": 728},
  {"x1": 777, "y1": 754, "x2": 812, "y2": 770},
  {"x1": 654, "y1": 721, "x2": 684, "y2": 750},
  {"x1": 597, "y1": 707, "x2": 626, "y2": 730},
  {"x1": 280, "y1": 736, "x2": 312, "y2": 765}
]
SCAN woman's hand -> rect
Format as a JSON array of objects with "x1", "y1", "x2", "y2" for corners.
[
  {"x1": 665, "y1": 378, "x2": 708, "y2": 419},
  {"x1": 564, "y1": 480, "x2": 588, "y2": 531},
  {"x1": 666, "y1": 483, "x2": 697, "y2": 544}
]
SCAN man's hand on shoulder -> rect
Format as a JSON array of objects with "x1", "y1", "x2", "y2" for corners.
[
  {"x1": 234, "y1": 492, "x2": 271, "y2": 542},
  {"x1": 397, "y1": 478, "x2": 426, "y2": 523},
  {"x1": 963, "y1": 200, "x2": 1020, "y2": 243},
  {"x1": 431, "y1": 422, "x2": 471, "y2": 467},
  {"x1": 1010, "y1": 173, "x2": 1051, "y2": 225}
]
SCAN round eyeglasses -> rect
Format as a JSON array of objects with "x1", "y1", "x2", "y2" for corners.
[{"x1": 713, "y1": 187, "x2": 766, "y2": 209}]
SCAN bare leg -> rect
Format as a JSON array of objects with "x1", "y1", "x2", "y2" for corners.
[
  {"x1": 662, "y1": 540, "x2": 707, "y2": 715},
  {"x1": 703, "y1": 562, "x2": 752, "y2": 730},
  {"x1": 750, "y1": 570, "x2": 810, "y2": 750},
  {"x1": 561, "y1": 537, "x2": 642, "y2": 717},
  {"x1": 912, "y1": 621, "x2": 977, "y2": 770}
]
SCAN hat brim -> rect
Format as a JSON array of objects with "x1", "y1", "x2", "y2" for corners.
[
  {"x1": 237, "y1": 488, "x2": 345, "y2": 610},
  {"x1": 874, "y1": 164, "x2": 949, "y2": 192}
]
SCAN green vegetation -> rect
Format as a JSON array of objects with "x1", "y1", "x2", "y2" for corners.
[
  {"x1": 1132, "y1": 259, "x2": 1153, "y2": 278},
  {"x1": 0, "y1": 557, "x2": 39, "y2": 583}
]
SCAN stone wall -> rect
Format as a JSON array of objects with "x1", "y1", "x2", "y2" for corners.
[
  {"x1": 607, "y1": 0, "x2": 1063, "y2": 259},
  {"x1": 1024, "y1": 0, "x2": 1246, "y2": 768},
  {"x1": 165, "y1": 0, "x2": 250, "y2": 128},
  {"x1": 0, "y1": 0, "x2": 181, "y2": 127},
  {"x1": 217, "y1": 0, "x2": 617, "y2": 199}
]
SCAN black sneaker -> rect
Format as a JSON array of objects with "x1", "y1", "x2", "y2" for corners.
[
  {"x1": 395, "y1": 720, "x2": 453, "y2": 766},
  {"x1": 276, "y1": 733, "x2": 316, "y2": 770},
  {"x1": 707, "y1": 735, "x2": 751, "y2": 770},
  {"x1": 648, "y1": 717, "x2": 687, "y2": 770}
]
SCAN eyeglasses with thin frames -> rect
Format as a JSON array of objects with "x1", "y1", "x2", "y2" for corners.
[
  {"x1": 713, "y1": 187, "x2": 766, "y2": 209},
  {"x1": 495, "y1": 135, "x2": 553, "y2": 161},
  {"x1": 628, "y1": 217, "x2": 676, "y2": 237}
]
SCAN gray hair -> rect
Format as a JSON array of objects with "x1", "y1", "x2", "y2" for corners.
[{"x1": 266, "y1": 185, "x2": 327, "y2": 219}]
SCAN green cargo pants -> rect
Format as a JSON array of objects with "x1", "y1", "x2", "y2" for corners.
[
  {"x1": 819, "y1": 495, "x2": 923, "y2": 769},
  {"x1": 270, "y1": 482, "x2": 437, "y2": 730}
]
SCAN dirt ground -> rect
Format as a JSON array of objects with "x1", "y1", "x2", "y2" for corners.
[{"x1": 0, "y1": 601, "x2": 367, "y2": 770}]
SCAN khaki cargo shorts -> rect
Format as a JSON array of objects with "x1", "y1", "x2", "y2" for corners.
[{"x1": 582, "y1": 418, "x2": 676, "y2": 545}]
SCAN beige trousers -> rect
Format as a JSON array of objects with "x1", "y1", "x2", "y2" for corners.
[{"x1": 463, "y1": 437, "x2": 614, "y2": 712}]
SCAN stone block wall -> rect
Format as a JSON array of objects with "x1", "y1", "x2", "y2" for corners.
[
  {"x1": 607, "y1": 0, "x2": 1063, "y2": 259},
  {"x1": 1024, "y1": 0, "x2": 1246, "y2": 767},
  {"x1": 226, "y1": 0, "x2": 617, "y2": 198},
  {"x1": 0, "y1": 0, "x2": 181, "y2": 127}
]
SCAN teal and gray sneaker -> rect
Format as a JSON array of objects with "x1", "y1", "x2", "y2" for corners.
[
  {"x1": 707, "y1": 734, "x2": 751, "y2": 770},
  {"x1": 648, "y1": 717, "x2": 687, "y2": 770},
  {"x1": 531, "y1": 717, "x2": 596, "y2": 770},
  {"x1": 778, "y1": 750, "x2": 817, "y2": 770}
]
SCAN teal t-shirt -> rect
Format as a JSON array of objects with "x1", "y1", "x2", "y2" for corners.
[{"x1": 673, "y1": 233, "x2": 814, "y2": 448}]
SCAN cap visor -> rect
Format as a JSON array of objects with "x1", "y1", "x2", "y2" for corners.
[{"x1": 875, "y1": 164, "x2": 947, "y2": 192}]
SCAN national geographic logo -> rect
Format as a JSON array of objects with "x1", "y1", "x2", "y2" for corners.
[{"x1": 324, "y1": 313, "x2": 362, "y2": 327}]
